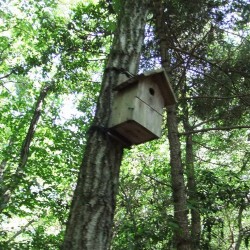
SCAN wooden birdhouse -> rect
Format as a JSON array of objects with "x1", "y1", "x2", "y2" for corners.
[{"x1": 108, "y1": 68, "x2": 177, "y2": 145}]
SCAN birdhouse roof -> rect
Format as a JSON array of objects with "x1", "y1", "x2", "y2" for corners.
[{"x1": 114, "y1": 68, "x2": 177, "y2": 106}]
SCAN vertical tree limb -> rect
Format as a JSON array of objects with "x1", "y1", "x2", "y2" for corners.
[
  {"x1": 185, "y1": 133, "x2": 201, "y2": 249},
  {"x1": 235, "y1": 204, "x2": 245, "y2": 250},
  {"x1": 0, "y1": 84, "x2": 52, "y2": 213},
  {"x1": 6, "y1": 219, "x2": 35, "y2": 244},
  {"x1": 152, "y1": 1, "x2": 191, "y2": 249}
]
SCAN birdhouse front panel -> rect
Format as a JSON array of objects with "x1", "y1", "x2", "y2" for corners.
[
  {"x1": 136, "y1": 77, "x2": 165, "y2": 114},
  {"x1": 132, "y1": 96, "x2": 163, "y2": 137}
]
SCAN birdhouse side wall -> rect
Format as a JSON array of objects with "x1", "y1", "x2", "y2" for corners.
[{"x1": 109, "y1": 84, "x2": 138, "y2": 128}]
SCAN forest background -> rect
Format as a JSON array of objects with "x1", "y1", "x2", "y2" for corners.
[{"x1": 0, "y1": 0, "x2": 250, "y2": 249}]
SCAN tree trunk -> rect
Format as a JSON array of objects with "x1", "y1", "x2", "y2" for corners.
[
  {"x1": 182, "y1": 89, "x2": 201, "y2": 249},
  {"x1": 0, "y1": 84, "x2": 52, "y2": 213},
  {"x1": 62, "y1": 1, "x2": 149, "y2": 249},
  {"x1": 185, "y1": 134, "x2": 201, "y2": 249},
  {"x1": 235, "y1": 204, "x2": 244, "y2": 250},
  {"x1": 152, "y1": 1, "x2": 191, "y2": 249},
  {"x1": 167, "y1": 105, "x2": 190, "y2": 250}
]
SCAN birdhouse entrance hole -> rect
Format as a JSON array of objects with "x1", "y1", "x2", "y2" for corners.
[{"x1": 149, "y1": 88, "x2": 155, "y2": 96}]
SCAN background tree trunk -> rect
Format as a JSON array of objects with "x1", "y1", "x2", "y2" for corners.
[
  {"x1": 183, "y1": 88, "x2": 201, "y2": 249},
  {"x1": 185, "y1": 133, "x2": 201, "y2": 249},
  {"x1": 167, "y1": 105, "x2": 190, "y2": 250},
  {"x1": 235, "y1": 204, "x2": 244, "y2": 250},
  {"x1": 0, "y1": 84, "x2": 52, "y2": 213},
  {"x1": 152, "y1": 1, "x2": 191, "y2": 249},
  {"x1": 62, "y1": 1, "x2": 149, "y2": 249}
]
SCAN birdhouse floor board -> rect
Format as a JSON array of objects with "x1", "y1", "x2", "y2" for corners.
[{"x1": 111, "y1": 120, "x2": 158, "y2": 145}]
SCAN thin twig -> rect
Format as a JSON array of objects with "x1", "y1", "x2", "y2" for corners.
[
  {"x1": 6, "y1": 219, "x2": 35, "y2": 243},
  {"x1": 181, "y1": 94, "x2": 250, "y2": 100},
  {"x1": 180, "y1": 125, "x2": 250, "y2": 136}
]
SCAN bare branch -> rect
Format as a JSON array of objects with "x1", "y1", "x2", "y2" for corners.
[
  {"x1": 169, "y1": 46, "x2": 233, "y2": 79},
  {"x1": 0, "y1": 84, "x2": 53, "y2": 213},
  {"x1": 6, "y1": 219, "x2": 35, "y2": 244},
  {"x1": 0, "y1": 71, "x2": 13, "y2": 80},
  {"x1": 181, "y1": 94, "x2": 250, "y2": 101},
  {"x1": 180, "y1": 125, "x2": 250, "y2": 136},
  {"x1": 143, "y1": 173, "x2": 171, "y2": 187},
  {"x1": 188, "y1": 68, "x2": 236, "y2": 96},
  {"x1": 220, "y1": 28, "x2": 250, "y2": 43},
  {"x1": 192, "y1": 118, "x2": 220, "y2": 129},
  {"x1": 195, "y1": 155, "x2": 231, "y2": 167}
]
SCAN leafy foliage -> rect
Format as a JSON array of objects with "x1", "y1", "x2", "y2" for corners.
[
  {"x1": 0, "y1": 0, "x2": 249, "y2": 249},
  {"x1": 0, "y1": 0, "x2": 113, "y2": 247}
]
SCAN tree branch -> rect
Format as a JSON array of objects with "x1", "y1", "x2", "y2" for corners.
[
  {"x1": 0, "y1": 84, "x2": 53, "y2": 213},
  {"x1": 181, "y1": 94, "x2": 250, "y2": 100},
  {"x1": 180, "y1": 125, "x2": 250, "y2": 136},
  {"x1": 0, "y1": 71, "x2": 14, "y2": 80},
  {"x1": 143, "y1": 173, "x2": 171, "y2": 187},
  {"x1": 188, "y1": 68, "x2": 234, "y2": 95},
  {"x1": 6, "y1": 219, "x2": 35, "y2": 244},
  {"x1": 235, "y1": 204, "x2": 245, "y2": 250},
  {"x1": 192, "y1": 118, "x2": 221, "y2": 129},
  {"x1": 169, "y1": 46, "x2": 226, "y2": 72}
]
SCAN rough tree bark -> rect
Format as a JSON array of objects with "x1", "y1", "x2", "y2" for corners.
[
  {"x1": 152, "y1": 1, "x2": 191, "y2": 249},
  {"x1": 185, "y1": 131, "x2": 201, "y2": 249},
  {"x1": 0, "y1": 84, "x2": 52, "y2": 213},
  {"x1": 167, "y1": 106, "x2": 190, "y2": 250},
  {"x1": 235, "y1": 203, "x2": 245, "y2": 250},
  {"x1": 62, "y1": 1, "x2": 149, "y2": 249},
  {"x1": 182, "y1": 85, "x2": 201, "y2": 248}
]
